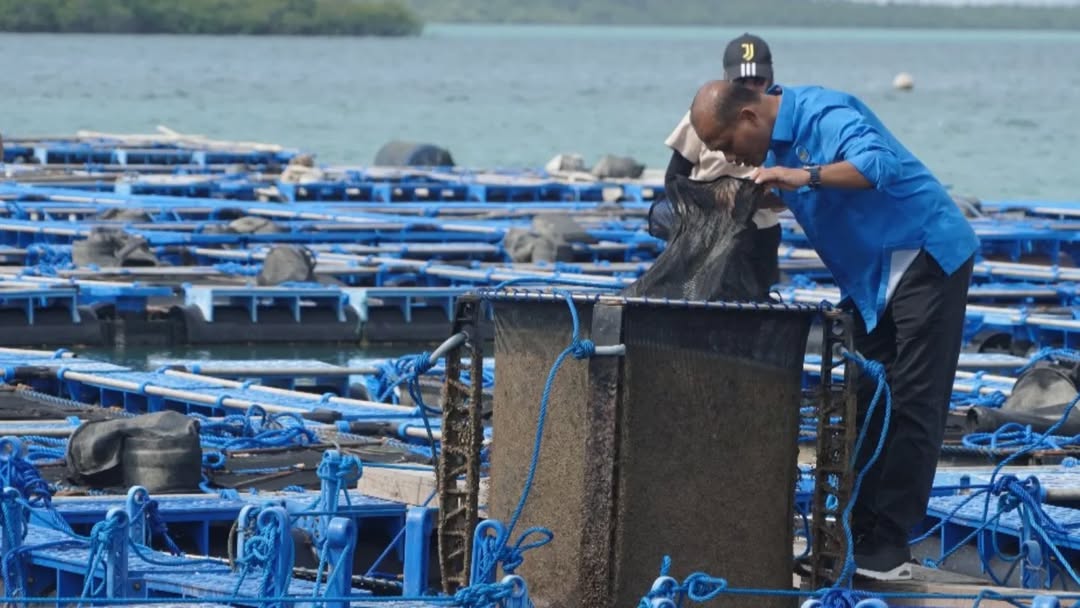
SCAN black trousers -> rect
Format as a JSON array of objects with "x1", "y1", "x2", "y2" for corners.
[{"x1": 849, "y1": 249, "x2": 974, "y2": 548}]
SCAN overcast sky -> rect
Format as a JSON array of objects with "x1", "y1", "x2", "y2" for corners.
[{"x1": 847, "y1": 0, "x2": 1080, "y2": 5}]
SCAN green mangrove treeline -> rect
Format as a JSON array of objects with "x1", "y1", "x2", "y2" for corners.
[
  {"x1": 407, "y1": 0, "x2": 1080, "y2": 30},
  {"x1": 0, "y1": 0, "x2": 424, "y2": 36}
]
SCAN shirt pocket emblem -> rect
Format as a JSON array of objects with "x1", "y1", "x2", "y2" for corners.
[{"x1": 796, "y1": 145, "x2": 810, "y2": 164}]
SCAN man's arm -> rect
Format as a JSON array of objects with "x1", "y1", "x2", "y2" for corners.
[
  {"x1": 750, "y1": 162, "x2": 870, "y2": 191},
  {"x1": 817, "y1": 161, "x2": 873, "y2": 189},
  {"x1": 817, "y1": 103, "x2": 901, "y2": 190},
  {"x1": 752, "y1": 103, "x2": 901, "y2": 191}
]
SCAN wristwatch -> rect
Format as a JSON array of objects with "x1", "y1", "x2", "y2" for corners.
[{"x1": 806, "y1": 165, "x2": 821, "y2": 189}]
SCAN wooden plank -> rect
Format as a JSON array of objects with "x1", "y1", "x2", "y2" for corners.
[{"x1": 356, "y1": 466, "x2": 489, "y2": 517}]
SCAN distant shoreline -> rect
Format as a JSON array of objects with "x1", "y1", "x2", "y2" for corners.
[
  {"x1": 4, "y1": 0, "x2": 1077, "y2": 35},
  {"x1": 406, "y1": 0, "x2": 1080, "y2": 31},
  {"x1": 0, "y1": 0, "x2": 424, "y2": 37}
]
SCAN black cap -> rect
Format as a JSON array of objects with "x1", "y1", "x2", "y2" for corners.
[{"x1": 723, "y1": 33, "x2": 773, "y2": 82}]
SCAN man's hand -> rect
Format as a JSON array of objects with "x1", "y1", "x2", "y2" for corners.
[{"x1": 749, "y1": 167, "x2": 810, "y2": 191}]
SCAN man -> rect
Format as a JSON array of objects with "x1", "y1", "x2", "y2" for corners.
[
  {"x1": 688, "y1": 80, "x2": 978, "y2": 576},
  {"x1": 648, "y1": 33, "x2": 784, "y2": 289}
]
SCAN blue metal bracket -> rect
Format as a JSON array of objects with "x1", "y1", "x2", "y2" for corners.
[
  {"x1": 125, "y1": 486, "x2": 150, "y2": 547},
  {"x1": 323, "y1": 517, "x2": 357, "y2": 608},
  {"x1": 0, "y1": 486, "x2": 29, "y2": 597},
  {"x1": 101, "y1": 507, "x2": 131, "y2": 599},
  {"x1": 500, "y1": 574, "x2": 532, "y2": 608},
  {"x1": 469, "y1": 519, "x2": 508, "y2": 585},
  {"x1": 235, "y1": 504, "x2": 262, "y2": 563},
  {"x1": 403, "y1": 506, "x2": 437, "y2": 596}
]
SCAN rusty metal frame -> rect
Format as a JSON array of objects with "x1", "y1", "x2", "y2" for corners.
[
  {"x1": 576, "y1": 302, "x2": 625, "y2": 608},
  {"x1": 810, "y1": 308, "x2": 859, "y2": 588},
  {"x1": 436, "y1": 294, "x2": 486, "y2": 594}
]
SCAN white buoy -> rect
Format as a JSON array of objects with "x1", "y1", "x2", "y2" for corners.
[{"x1": 893, "y1": 72, "x2": 914, "y2": 91}]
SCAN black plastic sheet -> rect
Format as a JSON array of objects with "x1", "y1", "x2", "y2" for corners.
[
  {"x1": 66, "y1": 410, "x2": 201, "y2": 493},
  {"x1": 966, "y1": 359, "x2": 1080, "y2": 434}
]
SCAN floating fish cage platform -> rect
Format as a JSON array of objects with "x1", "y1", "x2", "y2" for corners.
[
  {"x1": 3, "y1": 315, "x2": 1080, "y2": 606},
  {"x1": 1, "y1": 131, "x2": 1080, "y2": 607},
  {"x1": 24, "y1": 142, "x2": 297, "y2": 169},
  {"x1": 0, "y1": 279, "x2": 498, "y2": 347}
]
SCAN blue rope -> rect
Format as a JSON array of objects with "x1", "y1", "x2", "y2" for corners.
[
  {"x1": 359, "y1": 351, "x2": 444, "y2": 480},
  {"x1": 17, "y1": 436, "x2": 68, "y2": 463},
  {"x1": 773, "y1": 349, "x2": 893, "y2": 589},
  {"x1": 909, "y1": 474, "x2": 1080, "y2": 588},
  {"x1": 1017, "y1": 347, "x2": 1080, "y2": 374},
  {"x1": 310, "y1": 530, "x2": 351, "y2": 605},
  {"x1": 384, "y1": 437, "x2": 438, "y2": 460},
  {"x1": 0, "y1": 455, "x2": 54, "y2": 509},
  {"x1": 951, "y1": 390, "x2": 1008, "y2": 410},
  {"x1": 230, "y1": 465, "x2": 299, "y2": 475},
  {"x1": 79, "y1": 512, "x2": 124, "y2": 601},
  {"x1": 292, "y1": 453, "x2": 363, "y2": 568},
  {"x1": 473, "y1": 524, "x2": 553, "y2": 586},
  {"x1": 231, "y1": 515, "x2": 292, "y2": 603},
  {"x1": 3, "y1": 586, "x2": 1080, "y2": 606},
  {"x1": 140, "y1": 499, "x2": 183, "y2": 556},
  {"x1": 198, "y1": 406, "x2": 316, "y2": 452},
  {"x1": 0, "y1": 491, "x2": 30, "y2": 597},
  {"x1": 832, "y1": 350, "x2": 893, "y2": 587},
  {"x1": 201, "y1": 451, "x2": 227, "y2": 470},
  {"x1": 961, "y1": 422, "x2": 1080, "y2": 454},
  {"x1": 910, "y1": 392, "x2": 1080, "y2": 588},
  {"x1": 213, "y1": 262, "x2": 262, "y2": 276},
  {"x1": 637, "y1": 556, "x2": 729, "y2": 607},
  {"x1": 315, "y1": 454, "x2": 362, "y2": 502},
  {"x1": 451, "y1": 582, "x2": 516, "y2": 607},
  {"x1": 364, "y1": 352, "x2": 436, "y2": 405}
]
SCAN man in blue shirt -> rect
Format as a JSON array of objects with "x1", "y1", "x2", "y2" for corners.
[{"x1": 688, "y1": 80, "x2": 979, "y2": 577}]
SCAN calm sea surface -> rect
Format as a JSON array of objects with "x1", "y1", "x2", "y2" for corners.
[
  {"x1": 1, "y1": 24, "x2": 1075, "y2": 361},
  {"x1": 1, "y1": 24, "x2": 1076, "y2": 201}
]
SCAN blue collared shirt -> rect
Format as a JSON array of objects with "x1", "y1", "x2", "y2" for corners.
[{"x1": 766, "y1": 85, "x2": 979, "y2": 332}]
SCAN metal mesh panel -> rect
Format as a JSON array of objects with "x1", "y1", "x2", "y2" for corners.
[
  {"x1": 491, "y1": 300, "x2": 594, "y2": 608},
  {"x1": 612, "y1": 304, "x2": 810, "y2": 608},
  {"x1": 490, "y1": 294, "x2": 814, "y2": 608}
]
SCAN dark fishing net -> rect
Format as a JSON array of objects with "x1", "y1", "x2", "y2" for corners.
[
  {"x1": 72, "y1": 227, "x2": 159, "y2": 267},
  {"x1": 257, "y1": 245, "x2": 317, "y2": 286},
  {"x1": 625, "y1": 174, "x2": 770, "y2": 302},
  {"x1": 66, "y1": 410, "x2": 202, "y2": 493},
  {"x1": 966, "y1": 358, "x2": 1080, "y2": 435}
]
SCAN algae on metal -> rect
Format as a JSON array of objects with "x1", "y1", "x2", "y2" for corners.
[{"x1": 491, "y1": 298, "x2": 812, "y2": 608}]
